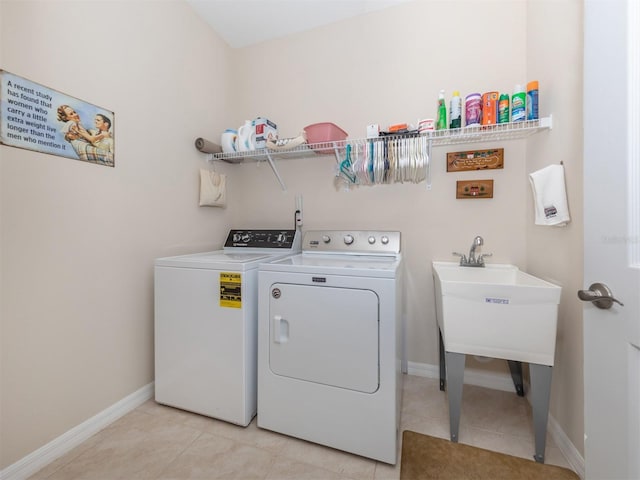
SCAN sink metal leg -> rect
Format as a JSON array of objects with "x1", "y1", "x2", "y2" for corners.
[
  {"x1": 507, "y1": 360, "x2": 525, "y2": 397},
  {"x1": 530, "y1": 363, "x2": 553, "y2": 463},
  {"x1": 439, "y1": 328, "x2": 446, "y2": 391},
  {"x1": 445, "y1": 352, "x2": 466, "y2": 443}
]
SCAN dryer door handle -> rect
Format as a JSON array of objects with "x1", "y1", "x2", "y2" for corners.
[{"x1": 273, "y1": 315, "x2": 289, "y2": 344}]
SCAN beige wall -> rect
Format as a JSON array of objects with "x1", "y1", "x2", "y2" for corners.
[
  {"x1": 231, "y1": 0, "x2": 584, "y2": 457},
  {"x1": 526, "y1": 0, "x2": 585, "y2": 457},
  {"x1": 231, "y1": 0, "x2": 529, "y2": 369},
  {"x1": 0, "y1": 0, "x2": 585, "y2": 470},
  {"x1": 0, "y1": 0, "x2": 236, "y2": 468}
]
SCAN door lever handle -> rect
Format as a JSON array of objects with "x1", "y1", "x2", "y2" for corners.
[{"x1": 577, "y1": 283, "x2": 624, "y2": 309}]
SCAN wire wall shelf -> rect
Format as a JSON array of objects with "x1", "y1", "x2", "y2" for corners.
[{"x1": 210, "y1": 116, "x2": 553, "y2": 191}]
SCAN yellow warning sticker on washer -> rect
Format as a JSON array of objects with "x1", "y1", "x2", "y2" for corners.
[{"x1": 220, "y1": 272, "x2": 242, "y2": 308}]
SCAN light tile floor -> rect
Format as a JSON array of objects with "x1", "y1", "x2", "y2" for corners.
[{"x1": 29, "y1": 375, "x2": 576, "y2": 479}]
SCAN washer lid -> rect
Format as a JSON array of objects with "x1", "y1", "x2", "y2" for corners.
[
  {"x1": 155, "y1": 250, "x2": 282, "y2": 270},
  {"x1": 260, "y1": 253, "x2": 402, "y2": 278}
]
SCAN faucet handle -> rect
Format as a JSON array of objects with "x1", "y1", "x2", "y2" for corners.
[
  {"x1": 452, "y1": 252, "x2": 467, "y2": 265},
  {"x1": 478, "y1": 253, "x2": 492, "y2": 264}
]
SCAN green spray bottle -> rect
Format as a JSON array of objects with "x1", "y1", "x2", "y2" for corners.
[
  {"x1": 498, "y1": 94, "x2": 510, "y2": 123},
  {"x1": 436, "y1": 90, "x2": 447, "y2": 130}
]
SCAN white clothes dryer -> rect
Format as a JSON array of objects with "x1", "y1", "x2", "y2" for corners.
[
  {"x1": 154, "y1": 229, "x2": 300, "y2": 426},
  {"x1": 257, "y1": 230, "x2": 403, "y2": 464}
]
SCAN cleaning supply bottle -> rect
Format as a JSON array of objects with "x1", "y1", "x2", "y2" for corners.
[
  {"x1": 526, "y1": 80, "x2": 539, "y2": 120},
  {"x1": 498, "y1": 93, "x2": 510, "y2": 123},
  {"x1": 436, "y1": 90, "x2": 447, "y2": 130},
  {"x1": 465, "y1": 93, "x2": 482, "y2": 127},
  {"x1": 449, "y1": 90, "x2": 462, "y2": 129},
  {"x1": 511, "y1": 85, "x2": 526, "y2": 122}
]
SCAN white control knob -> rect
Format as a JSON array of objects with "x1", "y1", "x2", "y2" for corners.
[
  {"x1": 343, "y1": 234, "x2": 354, "y2": 245},
  {"x1": 322, "y1": 235, "x2": 331, "y2": 244},
  {"x1": 368, "y1": 236, "x2": 376, "y2": 244},
  {"x1": 381, "y1": 236, "x2": 389, "y2": 245}
]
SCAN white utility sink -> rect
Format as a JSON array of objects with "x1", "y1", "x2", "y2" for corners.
[{"x1": 432, "y1": 261, "x2": 562, "y2": 366}]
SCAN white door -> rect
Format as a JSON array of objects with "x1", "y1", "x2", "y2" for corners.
[
  {"x1": 268, "y1": 283, "x2": 380, "y2": 393},
  {"x1": 583, "y1": 1, "x2": 640, "y2": 478}
]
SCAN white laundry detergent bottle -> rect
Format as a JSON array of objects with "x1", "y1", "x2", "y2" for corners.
[{"x1": 236, "y1": 120, "x2": 254, "y2": 152}]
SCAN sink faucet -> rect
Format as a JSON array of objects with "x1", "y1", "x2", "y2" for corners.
[
  {"x1": 469, "y1": 235, "x2": 483, "y2": 263},
  {"x1": 453, "y1": 235, "x2": 492, "y2": 267}
]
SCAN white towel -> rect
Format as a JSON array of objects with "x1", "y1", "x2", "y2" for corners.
[{"x1": 528, "y1": 164, "x2": 570, "y2": 226}]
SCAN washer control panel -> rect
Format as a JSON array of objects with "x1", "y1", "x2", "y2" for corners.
[
  {"x1": 303, "y1": 230, "x2": 400, "y2": 255},
  {"x1": 224, "y1": 229, "x2": 298, "y2": 249}
]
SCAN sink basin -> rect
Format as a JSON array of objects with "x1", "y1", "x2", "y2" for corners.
[{"x1": 432, "y1": 261, "x2": 561, "y2": 366}]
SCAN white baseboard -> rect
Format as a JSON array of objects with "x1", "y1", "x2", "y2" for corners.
[
  {"x1": 547, "y1": 413, "x2": 586, "y2": 479},
  {"x1": 407, "y1": 360, "x2": 517, "y2": 392},
  {"x1": 407, "y1": 361, "x2": 585, "y2": 479},
  {"x1": 0, "y1": 382, "x2": 154, "y2": 480}
]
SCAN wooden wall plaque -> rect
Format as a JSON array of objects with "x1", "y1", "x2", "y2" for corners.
[
  {"x1": 447, "y1": 148, "x2": 504, "y2": 172},
  {"x1": 456, "y1": 180, "x2": 494, "y2": 199}
]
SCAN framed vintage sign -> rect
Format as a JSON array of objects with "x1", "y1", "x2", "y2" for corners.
[
  {"x1": 447, "y1": 148, "x2": 503, "y2": 172},
  {"x1": 456, "y1": 179, "x2": 494, "y2": 199},
  {"x1": 0, "y1": 70, "x2": 114, "y2": 167}
]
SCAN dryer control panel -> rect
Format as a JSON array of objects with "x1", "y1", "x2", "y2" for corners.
[
  {"x1": 302, "y1": 230, "x2": 401, "y2": 255},
  {"x1": 224, "y1": 229, "x2": 298, "y2": 249}
]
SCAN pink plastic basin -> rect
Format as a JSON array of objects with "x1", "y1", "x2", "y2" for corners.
[{"x1": 304, "y1": 122, "x2": 348, "y2": 154}]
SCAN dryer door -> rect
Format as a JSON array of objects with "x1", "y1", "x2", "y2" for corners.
[{"x1": 268, "y1": 283, "x2": 379, "y2": 393}]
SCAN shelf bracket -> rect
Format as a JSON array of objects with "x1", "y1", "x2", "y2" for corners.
[
  {"x1": 333, "y1": 142, "x2": 341, "y2": 164},
  {"x1": 264, "y1": 150, "x2": 287, "y2": 191}
]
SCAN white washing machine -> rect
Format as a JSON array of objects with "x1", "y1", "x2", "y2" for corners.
[
  {"x1": 257, "y1": 230, "x2": 403, "y2": 464},
  {"x1": 154, "y1": 229, "x2": 300, "y2": 426}
]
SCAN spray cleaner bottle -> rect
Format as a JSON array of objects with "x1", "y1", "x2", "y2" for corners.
[
  {"x1": 436, "y1": 90, "x2": 447, "y2": 130},
  {"x1": 511, "y1": 85, "x2": 526, "y2": 122},
  {"x1": 449, "y1": 90, "x2": 462, "y2": 129}
]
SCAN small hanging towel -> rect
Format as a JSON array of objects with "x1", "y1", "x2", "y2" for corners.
[
  {"x1": 528, "y1": 164, "x2": 570, "y2": 226},
  {"x1": 199, "y1": 169, "x2": 227, "y2": 207}
]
